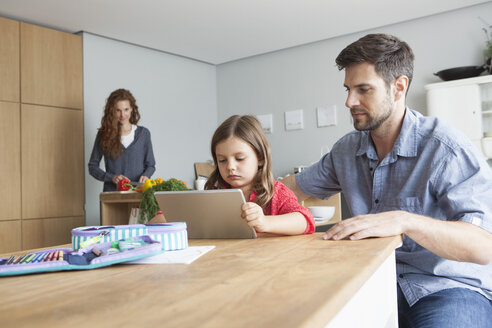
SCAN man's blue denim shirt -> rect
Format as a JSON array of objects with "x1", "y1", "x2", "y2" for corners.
[{"x1": 297, "y1": 108, "x2": 492, "y2": 306}]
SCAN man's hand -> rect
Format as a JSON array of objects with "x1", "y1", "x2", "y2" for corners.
[
  {"x1": 323, "y1": 210, "x2": 492, "y2": 265},
  {"x1": 323, "y1": 210, "x2": 408, "y2": 240}
]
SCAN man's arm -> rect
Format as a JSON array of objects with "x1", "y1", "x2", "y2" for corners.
[
  {"x1": 281, "y1": 174, "x2": 310, "y2": 202},
  {"x1": 323, "y1": 210, "x2": 492, "y2": 265}
]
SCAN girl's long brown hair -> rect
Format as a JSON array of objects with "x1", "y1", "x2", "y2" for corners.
[
  {"x1": 98, "y1": 89, "x2": 141, "y2": 158},
  {"x1": 205, "y1": 115, "x2": 275, "y2": 208}
]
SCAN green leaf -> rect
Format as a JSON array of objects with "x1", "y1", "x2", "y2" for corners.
[{"x1": 138, "y1": 179, "x2": 189, "y2": 223}]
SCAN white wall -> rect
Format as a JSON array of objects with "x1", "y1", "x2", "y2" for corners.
[
  {"x1": 83, "y1": 33, "x2": 217, "y2": 226},
  {"x1": 83, "y1": 2, "x2": 492, "y2": 225},
  {"x1": 217, "y1": 2, "x2": 492, "y2": 178}
]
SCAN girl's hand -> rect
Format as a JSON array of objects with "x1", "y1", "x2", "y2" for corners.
[
  {"x1": 139, "y1": 176, "x2": 149, "y2": 183},
  {"x1": 112, "y1": 174, "x2": 129, "y2": 185},
  {"x1": 241, "y1": 202, "x2": 269, "y2": 232}
]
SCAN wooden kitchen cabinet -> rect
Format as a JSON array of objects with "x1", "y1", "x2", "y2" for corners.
[
  {"x1": 0, "y1": 17, "x2": 19, "y2": 102},
  {"x1": 21, "y1": 104, "x2": 84, "y2": 219},
  {"x1": 0, "y1": 220, "x2": 21, "y2": 253},
  {"x1": 0, "y1": 18, "x2": 84, "y2": 252},
  {"x1": 22, "y1": 216, "x2": 85, "y2": 250},
  {"x1": 0, "y1": 102, "x2": 21, "y2": 221},
  {"x1": 20, "y1": 22, "x2": 83, "y2": 109}
]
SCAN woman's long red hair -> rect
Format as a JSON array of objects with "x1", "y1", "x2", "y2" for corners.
[{"x1": 98, "y1": 89, "x2": 140, "y2": 158}]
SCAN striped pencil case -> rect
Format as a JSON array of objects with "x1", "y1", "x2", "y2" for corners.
[
  {"x1": 0, "y1": 235, "x2": 163, "y2": 277},
  {"x1": 71, "y1": 222, "x2": 188, "y2": 251}
]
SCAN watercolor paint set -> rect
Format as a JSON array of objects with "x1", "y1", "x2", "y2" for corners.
[{"x1": 0, "y1": 235, "x2": 163, "y2": 277}]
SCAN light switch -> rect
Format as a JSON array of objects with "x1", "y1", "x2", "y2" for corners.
[
  {"x1": 257, "y1": 114, "x2": 273, "y2": 134},
  {"x1": 285, "y1": 109, "x2": 304, "y2": 131},
  {"x1": 317, "y1": 105, "x2": 337, "y2": 127}
]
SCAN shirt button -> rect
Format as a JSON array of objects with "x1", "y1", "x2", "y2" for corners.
[
  {"x1": 399, "y1": 274, "x2": 404, "y2": 278},
  {"x1": 375, "y1": 199, "x2": 379, "y2": 204}
]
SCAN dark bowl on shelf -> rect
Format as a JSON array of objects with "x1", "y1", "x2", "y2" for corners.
[{"x1": 434, "y1": 65, "x2": 486, "y2": 81}]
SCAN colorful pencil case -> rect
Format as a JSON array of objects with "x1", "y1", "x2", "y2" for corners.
[
  {"x1": 0, "y1": 235, "x2": 163, "y2": 277},
  {"x1": 71, "y1": 222, "x2": 188, "y2": 251}
]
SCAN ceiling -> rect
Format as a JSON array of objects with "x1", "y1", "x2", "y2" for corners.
[{"x1": 0, "y1": 0, "x2": 489, "y2": 64}]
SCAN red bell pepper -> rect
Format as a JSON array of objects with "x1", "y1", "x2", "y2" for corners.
[{"x1": 117, "y1": 178, "x2": 133, "y2": 191}]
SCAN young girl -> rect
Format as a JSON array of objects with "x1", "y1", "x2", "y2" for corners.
[
  {"x1": 88, "y1": 89, "x2": 156, "y2": 191},
  {"x1": 205, "y1": 115, "x2": 315, "y2": 235}
]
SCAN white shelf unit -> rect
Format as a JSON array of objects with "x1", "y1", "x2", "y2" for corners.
[{"x1": 425, "y1": 74, "x2": 492, "y2": 159}]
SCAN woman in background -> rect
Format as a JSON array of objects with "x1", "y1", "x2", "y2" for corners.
[{"x1": 88, "y1": 88, "x2": 155, "y2": 191}]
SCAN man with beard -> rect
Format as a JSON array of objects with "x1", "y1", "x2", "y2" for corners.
[{"x1": 283, "y1": 33, "x2": 492, "y2": 327}]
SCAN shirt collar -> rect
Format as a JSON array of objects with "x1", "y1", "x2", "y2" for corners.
[
  {"x1": 393, "y1": 108, "x2": 418, "y2": 158},
  {"x1": 356, "y1": 131, "x2": 375, "y2": 158},
  {"x1": 356, "y1": 108, "x2": 418, "y2": 159}
]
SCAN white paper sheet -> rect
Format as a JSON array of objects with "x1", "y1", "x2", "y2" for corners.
[{"x1": 126, "y1": 246, "x2": 215, "y2": 265}]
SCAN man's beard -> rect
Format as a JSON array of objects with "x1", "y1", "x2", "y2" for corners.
[{"x1": 352, "y1": 93, "x2": 394, "y2": 131}]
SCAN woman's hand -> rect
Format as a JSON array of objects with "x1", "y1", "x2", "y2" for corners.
[
  {"x1": 112, "y1": 174, "x2": 129, "y2": 185},
  {"x1": 139, "y1": 176, "x2": 149, "y2": 183},
  {"x1": 241, "y1": 202, "x2": 269, "y2": 232}
]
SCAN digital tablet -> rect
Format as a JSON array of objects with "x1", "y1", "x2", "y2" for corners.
[{"x1": 154, "y1": 189, "x2": 257, "y2": 239}]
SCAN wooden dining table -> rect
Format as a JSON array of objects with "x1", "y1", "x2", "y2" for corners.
[{"x1": 0, "y1": 233, "x2": 402, "y2": 328}]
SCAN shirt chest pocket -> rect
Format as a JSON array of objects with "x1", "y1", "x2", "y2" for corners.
[{"x1": 379, "y1": 197, "x2": 423, "y2": 215}]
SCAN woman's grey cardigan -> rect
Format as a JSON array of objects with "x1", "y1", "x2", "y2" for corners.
[{"x1": 88, "y1": 126, "x2": 156, "y2": 191}]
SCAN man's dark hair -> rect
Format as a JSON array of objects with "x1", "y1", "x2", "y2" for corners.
[{"x1": 335, "y1": 33, "x2": 414, "y2": 91}]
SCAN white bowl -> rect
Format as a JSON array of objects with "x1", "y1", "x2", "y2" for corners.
[
  {"x1": 307, "y1": 206, "x2": 335, "y2": 219},
  {"x1": 482, "y1": 137, "x2": 492, "y2": 158}
]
